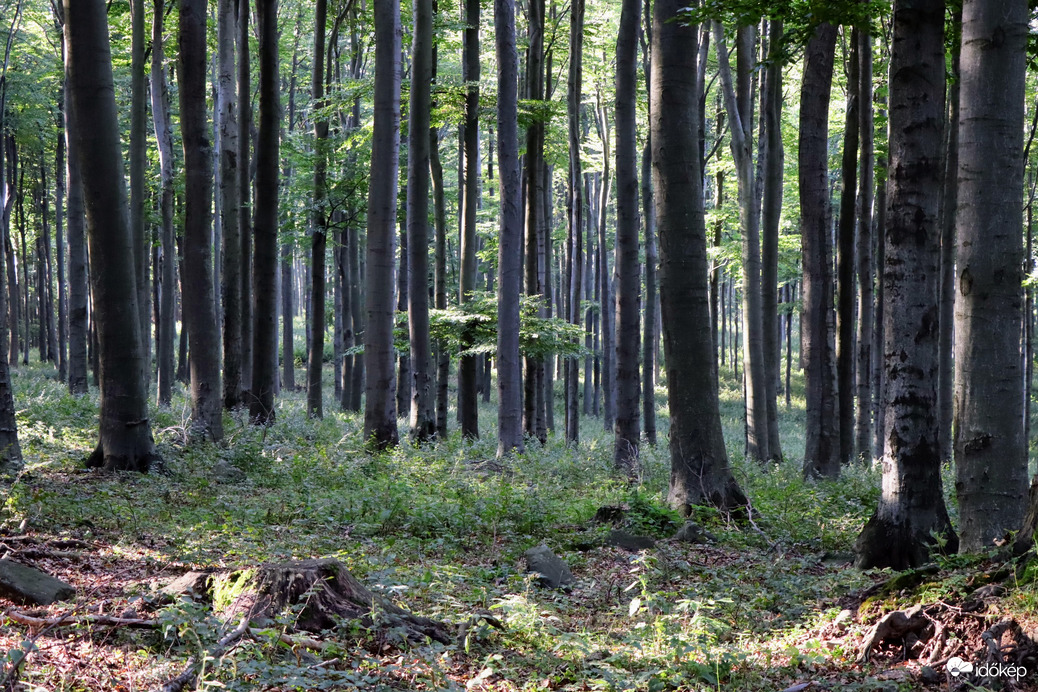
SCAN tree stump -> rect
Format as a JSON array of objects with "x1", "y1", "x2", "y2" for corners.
[{"x1": 220, "y1": 558, "x2": 450, "y2": 644}]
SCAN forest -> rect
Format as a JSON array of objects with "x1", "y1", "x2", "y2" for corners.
[{"x1": 0, "y1": 0, "x2": 1037, "y2": 689}]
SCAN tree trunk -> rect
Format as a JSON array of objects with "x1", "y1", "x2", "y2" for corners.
[
  {"x1": 130, "y1": 0, "x2": 148, "y2": 390},
  {"x1": 431, "y1": 124, "x2": 449, "y2": 438},
  {"x1": 495, "y1": 0, "x2": 523, "y2": 457},
  {"x1": 613, "y1": 0, "x2": 640, "y2": 471},
  {"x1": 3, "y1": 137, "x2": 18, "y2": 371},
  {"x1": 458, "y1": 0, "x2": 480, "y2": 440},
  {"x1": 855, "y1": 27, "x2": 875, "y2": 463},
  {"x1": 564, "y1": 0, "x2": 584, "y2": 444},
  {"x1": 178, "y1": 0, "x2": 223, "y2": 441},
  {"x1": 954, "y1": 0, "x2": 1029, "y2": 553},
  {"x1": 55, "y1": 99, "x2": 67, "y2": 383},
  {"x1": 64, "y1": 87, "x2": 87, "y2": 395},
  {"x1": 64, "y1": 0, "x2": 158, "y2": 472},
  {"x1": 218, "y1": 0, "x2": 241, "y2": 409},
  {"x1": 855, "y1": 0, "x2": 957, "y2": 569},
  {"x1": 150, "y1": 0, "x2": 175, "y2": 406},
  {"x1": 306, "y1": 0, "x2": 329, "y2": 419},
  {"x1": 799, "y1": 23, "x2": 841, "y2": 479},
  {"x1": 250, "y1": 0, "x2": 280, "y2": 426},
  {"x1": 873, "y1": 155, "x2": 887, "y2": 460},
  {"x1": 363, "y1": 0, "x2": 402, "y2": 449},
  {"x1": 0, "y1": 24, "x2": 19, "y2": 471},
  {"x1": 239, "y1": 0, "x2": 253, "y2": 395},
  {"x1": 597, "y1": 126, "x2": 615, "y2": 431},
  {"x1": 654, "y1": 2, "x2": 746, "y2": 514}
]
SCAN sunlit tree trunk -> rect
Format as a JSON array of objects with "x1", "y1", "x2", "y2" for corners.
[
  {"x1": 564, "y1": 0, "x2": 584, "y2": 443},
  {"x1": 217, "y1": 0, "x2": 241, "y2": 409},
  {"x1": 458, "y1": 0, "x2": 480, "y2": 439},
  {"x1": 238, "y1": 0, "x2": 253, "y2": 395},
  {"x1": 130, "y1": 0, "x2": 148, "y2": 389}
]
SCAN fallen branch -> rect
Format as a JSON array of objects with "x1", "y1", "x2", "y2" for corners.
[
  {"x1": 249, "y1": 626, "x2": 333, "y2": 652},
  {"x1": 3, "y1": 608, "x2": 156, "y2": 631},
  {"x1": 153, "y1": 616, "x2": 250, "y2": 692}
]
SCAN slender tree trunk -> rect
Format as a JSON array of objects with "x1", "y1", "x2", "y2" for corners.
[
  {"x1": 65, "y1": 0, "x2": 158, "y2": 472},
  {"x1": 431, "y1": 125, "x2": 449, "y2": 437},
  {"x1": 239, "y1": 0, "x2": 253, "y2": 394},
  {"x1": 613, "y1": 0, "x2": 640, "y2": 470},
  {"x1": 654, "y1": 3, "x2": 746, "y2": 514},
  {"x1": 250, "y1": 0, "x2": 280, "y2": 425},
  {"x1": 363, "y1": 0, "x2": 402, "y2": 448},
  {"x1": 597, "y1": 125, "x2": 615, "y2": 431},
  {"x1": 4, "y1": 137, "x2": 17, "y2": 370},
  {"x1": 306, "y1": 0, "x2": 329, "y2": 419},
  {"x1": 55, "y1": 98, "x2": 67, "y2": 382},
  {"x1": 855, "y1": 27, "x2": 875, "y2": 462},
  {"x1": 348, "y1": 219, "x2": 364, "y2": 411},
  {"x1": 799, "y1": 23, "x2": 841, "y2": 479},
  {"x1": 218, "y1": 0, "x2": 241, "y2": 408},
  {"x1": 65, "y1": 81, "x2": 87, "y2": 395},
  {"x1": 873, "y1": 156, "x2": 887, "y2": 460},
  {"x1": 564, "y1": 0, "x2": 584, "y2": 444},
  {"x1": 178, "y1": 0, "x2": 223, "y2": 441},
  {"x1": 0, "y1": 48, "x2": 19, "y2": 470},
  {"x1": 855, "y1": 0, "x2": 957, "y2": 569},
  {"x1": 954, "y1": 0, "x2": 1029, "y2": 553},
  {"x1": 130, "y1": 0, "x2": 148, "y2": 389},
  {"x1": 458, "y1": 0, "x2": 480, "y2": 439}
]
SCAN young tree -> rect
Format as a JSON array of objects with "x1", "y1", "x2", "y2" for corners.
[
  {"x1": 613, "y1": 0, "x2": 640, "y2": 471},
  {"x1": 855, "y1": 0, "x2": 957, "y2": 569},
  {"x1": 458, "y1": 0, "x2": 480, "y2": 439},
  {"x1": 653, "y1": 0, "x2": 746, "y2": 514},
  {"x1": 954, "y1": 0, "x2": 1028, "y2": 553},
  {"x1": 307, "y1": 0, "x2": 329, "y2": 419},
  {"x1": 855, "y1": 27, "x2": 875, "y2": 462},
  {"x1": 64, "y1": 0, "x2": 157, "y2": 472},
  {"x1": 799, "y1": 22, "x2": 840, "y2": 479},
  {"x1": 178, "y1": 0, "x2": 223, "y2": 441},
  {"x1": 363, "y1": 0, "x2": 402, "y2": 449},
  {"x1": 564, "y1": 0, "x2": 585, "y2": 443},
  {"x1": 130, "y1": 0, "x2": 148, "y2": 380},
  {"x1": 218, "y1": 0, "x2": 242, "y2": 409},
  {"x1": 407, "y1": 0, "x2": 435, "y2": 440},
  {"x1": 239, "y1": 0, "x2": 253, "y2": 395}
]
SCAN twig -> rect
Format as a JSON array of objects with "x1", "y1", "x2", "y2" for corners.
[
  {"x1": 4, "y1": 609, "x2": 157, "y2": 630},
  {"x1": 248, "y1": 627, "x2": 332, "y2": 652}
]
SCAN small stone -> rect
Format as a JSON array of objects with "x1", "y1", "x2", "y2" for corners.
[
  {"x1": 833, "y1": 608, "x2": 854, "y2": 627},
  {"x1": 0, "y1": 559, "x2": 75, "y2": 605},
  {"x1": 593, "y1": 505, "x2": 627, "y2": 524},
  {"x1": 159, "y1": 571, "x2": 212, "y2": 601},
  {"x1": 604, "y1": 530, "x2": 656, "y2": 551},
  {"x1": 524, "y1": 545, "x2": 573, "y2": 588},
  {"x1": 212, "y1": 459, "x2": 246, "y2": 483},
  {"x1": 672, "y1": 521, "x2": 715, "y2": 544},
  {"x1": 919, "y1": 665, "x2": 941, "y2": 684}
]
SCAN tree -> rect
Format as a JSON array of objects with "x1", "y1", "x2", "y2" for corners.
[
  {"x1": 363, "y1": 0, "x2": 402, "y2": 449},
  {"x1": 218, "y1": 0, "x2": 242, "y2": 409},
  {"x1": 179, "y1": 0, "x2": 223, "y2": 441},
  {"x1": 64, "y1": 0, "x2": 157, "y2": 472},
  {"x1": 495, "y1": 0, "x2": 523, "y2": 457},
  {"x1": 613, "y1": 0, "x2": 640, "y2": 471},
  {"x1": 250, "y1": 0, "x2": 280, "y2": 425},
  {"x1": 0, "y1": 5, "x2": 21, "y2": 472},
  {"x1": 855, "y1": 0, "x2": 957, "y2": 569},
  {"x1": 239, "y1": 0, "x2": 253, "y2": 395},
  {"x1": 799, "y1": 22, "x2": 840, "y2": 479},
  {"x1": 954, "y1": 0, "x2": 1029, "y2": 553},
  {"x1": 130, "y1": 0, "x2": 148, "y2": 382},
  {"x1": 564, "y1": 0, "x2": 585, "y2": 444},
  {"x1": 458, "y1": 0, "x2": 480, "y2": 439},
  {"x1": 855, "y1": 26, "x2": 875, "y2": 462},
  {"x1": 307, "y1": 0, "x2": 329, "y2": 419},
  {"x1": 653, "y1": 0, "x2": 746, "y2": 514},
  {"x1": 407, "y1": 0, "x2": 435, "y2": 441}
]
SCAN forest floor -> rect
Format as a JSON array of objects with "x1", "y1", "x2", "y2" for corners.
[{"x1": 0, "y1": 362, "x2": 1035, "y2": 691}]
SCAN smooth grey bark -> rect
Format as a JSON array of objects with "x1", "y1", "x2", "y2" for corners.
[
  {"x1": 218, "y1": 0, "x2": 241, "y2": 409},
  {"x1": 873, "y1": 155, "x2": 887, "y2": 460},
  {"x1": 458, "y1": 0, "x2": 480, "y2": 439},
  {"x1": 564, "y1": 0, "x2": 584, "y2": 444},
  {"x1": 130, "y1": 0, "x2": 148, "y2": 387},
  {"x1": 0, "y1": 9, "x2": 20, "y2": 471},
  {"x1": 855, "y1": 27, "x2": 875, "y2": 462},
  {"x1": 799, "y1": 23, "x2": 840, "y2": 479},
  {"x1": 760, "y1": 19, "x2": 784, "y2": 461},
  {"x1": 55, "y1": 94, "x2": 67, "y2": 383},
  {"x1": 64, "y1": 59, "x2": 87, "y2": 396},
  {"x1": 150, "y1": 0, "x2": 175, "y2": 406},
  {"x1": 178, "y1": 0, "x2": 223, "y2": 442},
  {"x1": 495, "y1": 0, "x2": 524, "y2": 457},
  {"x1": 641, "y1": 135, "x2": 657, "y2": 446},
  {"x1": 238, "y1": 0, "x2": 253, "y2": 395},
  {"x1": 654, "y1": 1, "x2": 746, "y2": 514},
  {"x1": 363, "y1": 0, "x2": 401, "y2": 449},
  {"x1": 65, "y1": 0, "x2": 157, "y2": 472},
  {"x1": 431, "y1": 124, "x2": 449, "y2": 438},
  {"x1": 855, "y1": 0, "x2": 957, "y2": 569},
  {"x1": 306, "y1": 0, "x2": 329, "y2": 419},
  {"x1": 613, "y1": 0, "x2": 640, "y2": 471},
  {"x1": 249, "y1": 0, "x2": 280, "y2": 425},
  {"x1": 954, "y1": 0, "x2": 1029, "y2": 553},
  {"x1": 835, "y1": 27, "x2": 859, "y2": 467},
  {"x1": 596, "y1": 115, "x2": 615, "y2": 431},
  {"x1": 713, "y1": 22, "x2": 770, "y2": 464},
  {"x1": 406, "y1": 0, "x2": 435, "y2": 441}
]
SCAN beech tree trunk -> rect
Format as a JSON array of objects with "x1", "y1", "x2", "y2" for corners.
[
  {"x1": 130, "y1": 0, "x2": 148, "y2": 388},
  {"x1": 218, "y1": 0, "x2": 241, "y2": 409},
  {"x1": 64, "y1": 0, "x2": 157, "y2": 472},
  {"x1": 855, "y1": 0, "x2": 957, "y2": 569},
  {"x1": 363, "y1": 0, "x2": 402, "y2": 449},
  {"x1": 178, "y1": 0, "x2": 223, "y2": 441},
  {"x1": 654, "y1": 2, "x2": 746, "y2": 514},
  {"x1": 855, "y1": 27, "x2": 875, "y2": 462},
  {"x1": 306, "y1": 0, "x2": 329, "y2": 419},
  {"x1": 954, "y1": 0, "x2": 1029, "y2": 553},
  {"x1": 564, "y1": 0, "x2": 584, "y2": 444},
  {"x1": 239, "y1": 0, "x2": 253, "y2": 395},
  {"x1": 458, "y1": 0, "x2": 480, "y2": 439},
  {"x1": 64, "y1": 65, "x2": 87, "y2": 396}
]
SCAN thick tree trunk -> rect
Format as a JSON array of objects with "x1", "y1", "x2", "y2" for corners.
[
  {"x1": 64, "y1": 0, "x2": 158, "y2": 472},
  {"x1": 799, "y1": 23, "x2": 841, "y2": 479},
  {"x1": 363, "y1": 0, "x2": 402, "y2": 449},
  {"x1": 613, "y1": 0, "x2": 640, "y2": 471},
  {"x1": 458, "y1": 0, "x2": 480, "y2": 439},
  {"x1": 178, "y1": 0, "x2": 223, "y2": 441},
  {"x1": 855, "y1": 0, "x2": 957, "y2": 569},
  {"x1": 954, "y1": 0, "x2": 1029, "y2": 553},
  {"x1": 250, "y1": 0, "x2": 280, "y2": 425},
  {"x1": 306, "y1": 0, "x2": 329, "y2": 419},
  {"x1": 855, "y1": 28, "x2": 875, "y2": 463},
  {"x1": 150, "y1": 0, "x2": 175, "y2": 406},
  {"x1": 654, "y1": 3, "x2": 746, "y2": 514},
  {"x1": 218, "y1": 0, "x2": 241, "y2": 409},
  {"x1": 495, "y1": 0, "x2": 524, "y2": 457}
]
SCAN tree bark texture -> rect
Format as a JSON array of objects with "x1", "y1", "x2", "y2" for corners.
[
  {"x1": 306, "y1": 0, "x2": 329, "y2": 419},
  {"x1": 218, "y1": 0, "x2": 242, "y2": 409},
  {"x1": 458, "y1": 0, "x2": 480, "y2": 439},
  {"x1": 855, "y1": 27, "x2": 875, "y2": 462}
]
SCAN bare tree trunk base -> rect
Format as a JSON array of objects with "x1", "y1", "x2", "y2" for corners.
[
  {"x1": 84, "y1": 441, "x2": 159, "y2": 473},
  {"x1": 854, "y1": 512, "x2": 957, "y2": 570}
]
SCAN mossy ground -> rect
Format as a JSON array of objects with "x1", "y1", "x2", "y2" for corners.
[{"x1": 0, "y1": 359, "x2": 1033, "y2": 691}]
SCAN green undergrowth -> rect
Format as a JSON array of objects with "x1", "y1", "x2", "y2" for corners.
[{"x1": 0, "y1": 362, "x2": 936, "y2": 690}]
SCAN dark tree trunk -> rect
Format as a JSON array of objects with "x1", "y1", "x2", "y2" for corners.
[
  {"x1": 564, "y1": 0, "x2": 584, "y2": 443},
  {"x1": 306, "y1": 0, "x2": 329, "y2": 419},
  {"x1": 363, "y1": 0, "x2": 402, "y2": 449},
  {"x1": 654, "y1": 3, "x2": 746, "y2": 514},
  {"x1": 458, "y1": 0, "x2": 480, "y2": 439},
  {"x1": 239, "y1": 0, "x2": 253, "y2": 395},
  {"x1": 855, "y1": 27, "x2": 875, "y2": 462},
  {"x1": 855, "y1": 0, "x2": 957, "y2": 569},
  {"x1": 65, "y1": 0, "x2": 158, "y2": 472},
  {"x1": 954, "y1": 0, "x2": 1029, "y2": 553},
  {"x1": 178, "y1": 0, "x2": 223, "y2": 441},
  {"x1": 281, "y1": 243, "x2": 294, "y2": 390},
  {"x1": 799, "y1": 23, "x2": 841, "y2": 479},
  {"x1": 249, "y1": 0, "x2": 280, "y2": 425},
  {"x1": 0, "y1": 23, "x2": 19, "y2": 471},
  {"x1": 55, "y1": 99, "x2": 68, "y2": 383},
  {"x1": 130, "y1": 0, "x2": 148, "y2": 388},
  {"x1": 218, "y1": 0, "x2": 242, "y2": 409}
]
